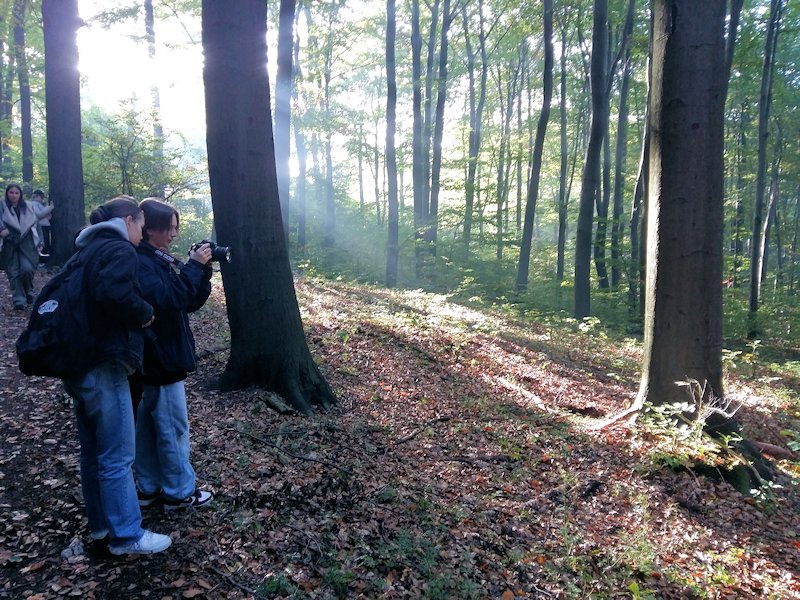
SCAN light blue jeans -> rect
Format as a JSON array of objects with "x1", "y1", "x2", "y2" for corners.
[
  {"x1": 134, "y1": 381, "x2": 196, "y2": 501},
  {"x1": 66, "y1": 362, "x2": 143, "y2": 544}
]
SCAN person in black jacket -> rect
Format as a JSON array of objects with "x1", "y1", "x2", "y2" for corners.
[
  {"x1": 63, "y1": 196, "x2": 172, "y2": 555},
  {"x1": 133, "y1": 198, "x2": 214, "y2": 511}
]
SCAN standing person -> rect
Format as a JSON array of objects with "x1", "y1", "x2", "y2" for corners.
[
  {"x1": 134, "y1": 198, "x2": 214, "y2": 510},
  {"x1": 31, "y1": 189, "x2": 54, "y2": 256},
  {"x1": 63, "y1": 196, "x2": 172, "y2": 555},
  {"x1": 0, "y1": 183, "x2": 41, "y2": 309}
]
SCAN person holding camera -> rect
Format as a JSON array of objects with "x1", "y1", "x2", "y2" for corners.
[
  {"x1": 0, "y1": 183, "x2": 41, "y2": 309},
  {"x1": 133, "y1": 198, "x2": 214, "y2": 511}
]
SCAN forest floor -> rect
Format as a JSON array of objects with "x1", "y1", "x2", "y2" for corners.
[{"x1": 1, "y1": 270, "x2": 799, "y2": 599}]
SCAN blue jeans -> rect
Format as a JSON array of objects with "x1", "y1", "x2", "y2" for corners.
[
  {"x1": 66, "y1": 362, "x2": 143, "y2": 544},
  {"x1": 134, "y1": 381, "x2": 196, "y2": 500}
]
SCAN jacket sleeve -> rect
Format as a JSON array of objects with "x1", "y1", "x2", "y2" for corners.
[
  {"x1": 93, "y1": 242, "x2": 154, "y2": 327},
  {"x1": 138, "y1": 255, "x2": 210, "y2": 313}
]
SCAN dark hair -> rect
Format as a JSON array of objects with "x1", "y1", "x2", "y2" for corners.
[
  {"x1": 89, "y1": 195, "x2": 142, "y2": 225},
  {"x1": 4, "y1": 183, "x2": 27, "y2": 213},
  {"x1": 139, "y1": 198, "x2": 179, "y2": 242},
  {"x1": 32, "y1": 189, "x2": 45, "y2": 198}
]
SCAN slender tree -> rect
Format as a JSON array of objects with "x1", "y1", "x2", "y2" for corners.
[
  {"x1": 275, "y1": 0, "x2": 296, "y2": 238},
  {"x1": 574, "y1": 0, "x2": 609, "y2": 318},
  {"x1": 12, "y1": 0, "x2": 32, "y2": 184},
  {"x1": 516, "y1": 0, "x2": 554, "y2": 291},
  {"x1": 386, "y1": 0, "x2": 399, "y2": 287},
  {"x1": 748, "y1": 0, "x2": 784, "y2": 338},
  {"x1": 201, "y1": 0, "x2": 334, "y2": 414}
]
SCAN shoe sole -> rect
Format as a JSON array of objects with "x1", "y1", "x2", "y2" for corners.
[{"x1": 163, "y1": 499, "x2": 213, "y2": 511}]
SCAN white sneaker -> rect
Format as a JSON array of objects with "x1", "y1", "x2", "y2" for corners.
[
  {"x1": 108, "y1": 530, "x2": 172, "y2": 555},
  {"x1": 163, "y1": 489, "x2": 213, "y2": 511}
]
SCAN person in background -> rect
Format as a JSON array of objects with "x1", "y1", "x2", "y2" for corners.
[
  {"x1": 133, "y1": 198, "x2": 214, "y2": 511},
  {"x1": 63, "y1": 196, "x2": 172, "y2": 555},
  {"x1": 0, "y1": 183, "x2": 41, "y2": 309},
  {"x1": 30, "y1": 189, "x2": 54, "y2": 256}
]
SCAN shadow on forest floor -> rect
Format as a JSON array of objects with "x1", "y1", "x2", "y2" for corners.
[{"x1": 0, "y1": 272, "x2": 798, "y2": 599}]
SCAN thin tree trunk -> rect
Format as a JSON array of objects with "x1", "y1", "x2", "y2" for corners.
[
  {"x1": 275, "y1": 0, "x2": 296, "y2": 238},
  {"x1": 574, "y1": 0, "x2": 609, "y2": 318},
  {"x1": 517, "y1": 0, "x2": 553, "y2": 290},
  {"x1": 292, "y1": 5, "x2": 307, "y2": 247},
  {"x1": 13, "y1": 0, "x2": 32, "y2": 184},
  {"x1": 386, "y1": 0, "x2": 399, "y2": 287},
  {"x1": 748, "y1": 0, "x2": 783, "y2": 338}
]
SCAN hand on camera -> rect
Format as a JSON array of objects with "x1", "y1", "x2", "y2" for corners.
[{"x1": 189, "y1": 242, "x2": 212, "y2": 266}]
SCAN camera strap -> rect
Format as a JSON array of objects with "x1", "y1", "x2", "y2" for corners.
[{"x1": 153, "y1": 248, "x2": 185, "y2": 270}]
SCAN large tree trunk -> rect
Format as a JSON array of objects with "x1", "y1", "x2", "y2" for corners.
[
  {"x1": 748, "y1": 0, "x2": 783, "y2": 338},
  {"x1": 574, "y1": 0, "x2": 608, "y2": 318},
  {"x1": 635, "y1": 0, "x2": 726, "y2": 408},
  {"x1": 13, "y1": 0, "x2": 32, "y2": 184},
  {"x1": 385, "y1": 0, "x2": 399, "y2": 288},
  {"x1": 202, "y1": 0, "x2": 334, "y2": 415},
  {"x1": 516, "y1": 0, "x2": 553, "y2": 291},
  {"x1": 42, "y1": 0, "x2": 85, "y2": 267},
  {"x1": 275, "y1": 0, "x2": 295, "y2": 238}
]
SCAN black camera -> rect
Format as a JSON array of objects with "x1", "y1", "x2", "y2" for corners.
[{"x1": 192, "y1": 239, "x2": 231, "y2": 263}]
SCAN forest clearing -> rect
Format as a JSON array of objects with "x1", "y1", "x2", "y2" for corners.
[{"x1": 1, "y1": 272, "x2": 798, "y2": 599}]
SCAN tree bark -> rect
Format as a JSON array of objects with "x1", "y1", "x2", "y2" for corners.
[
  {"x1": 42, "y1": 0, "x2": 85, "y2": 266},
  {"x1": 202, "y1": 0, "x2": 334, "y2": 414},
  {"x1": 292, "y1": 6, "x2": 307, "y2": 247},
  {"x1": 635, "y1": 0, "x2": 726, "y2": 408},
  {"x1": 516, "y1": 0, "x2": 553, "y2": 291}
]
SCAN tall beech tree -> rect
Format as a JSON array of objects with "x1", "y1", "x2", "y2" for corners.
[
  {"x1": 202, "y1": 0, "x2": 334, "y2": 414},
  {"x1": 635, "y1": 0, "x2": 726, "y2": 408},
  {"x1": 41, "y1": 0, "x2": 85, "y2": 266}
]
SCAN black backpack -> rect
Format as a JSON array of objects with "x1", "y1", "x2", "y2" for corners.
[{"x1": 16, "y1": 243, "x2": 103, "y2": 378}]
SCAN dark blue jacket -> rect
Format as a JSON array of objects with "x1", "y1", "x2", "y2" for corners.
[
  {"x1": 136, "y1": 243, "x2": 212, "y2": 385},
  {"x1": 74, "y1": 223, "x2": 154, "y2": 372}
]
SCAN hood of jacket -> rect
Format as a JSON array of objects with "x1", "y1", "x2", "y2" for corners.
[{"x1": 74, "y1": 217, "x2": 129, "y2": 250}]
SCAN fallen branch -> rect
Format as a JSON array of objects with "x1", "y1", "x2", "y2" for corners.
[
  {"x1": 592, "y1": 405, "x2": 641, "y2": 430},
  {"x1": 396, "y1": 416, "x2": 451, "y2": 444},
  {"x1": 208, "y1": 565, "x2": 267, "y2": 600},
  {"x1": 752, "y1": 441, "x2": 797, "y2": 461},
  {"x1": 225, "y1": 426, "x2": 350, "y2": 474},
  {"x1": 485, "y1": 374, "x2": 558, "y2": 414}
]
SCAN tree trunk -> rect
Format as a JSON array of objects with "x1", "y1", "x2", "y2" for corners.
[
  {"x1": 635, "y1": 0, "x2": 726, "y2": 408},
  {"x1": 594, "y1": 114, "x2": 611, "y2": 289},
  {"x1": 144, "y1": 0, "x2": 163, "y2": 151},
  {"x1": 292, "y1": 6, "x2": 307, "y2": 247},
  {"x1": 516, "y1": 0, "x2": 553, "y2": 291},
  {"x1": 385, "y1": 0, "x2": 399, "y2": 288},
  {"x1": 275, "y1": 0, "x2": 295, "y2": 238},
  {"x1": 748, "y1": 0, "x2": 783, "y2": 338},
  {"x1": 461, "y1": 0, "x2": 487, "y2": 249},
  {"x1": 13, "y1": 0, "x2": 32, "y2": 184},
  {"x1": 42, "y1": 0, "x2": 85, "y2": 266},
  {"x1": 611, "y1": 0, "x2": 635, "y2": 289},
  {"x1": 428, "y1": 0, "x2": 452, "y2": 254},
  {"x1": 201, "y1": 0, "x2": 334, "y2": 415},
  {"x1": 574, "y1": 0, "x2": 608, "y2": 318},
  {"x1": 0, "y1": 41, "x2": 15, "y2": 177},
  {"x1": 411, "y1": 0, "x2": 426, "y2": 276}
]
